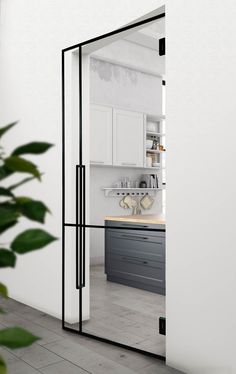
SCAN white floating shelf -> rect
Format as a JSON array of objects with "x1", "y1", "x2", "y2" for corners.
[
  {"x1": 90, "y1": 163, "x2": 161, "y2": 170},
  {"x1": 102, "y1": 187, "x2": 163, "y2": 197},
  {"x1": 146, "y1": 132, "x2": 165, "y2": 137},
  {"x1": 146, "y1": 149, "x2": 166, "y2": 154},
  {"x1": 147, "y1": 114, "x2": 165, "y2": 121}
]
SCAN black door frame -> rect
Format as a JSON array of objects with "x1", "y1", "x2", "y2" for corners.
[{"x1": 62, "y1": 11, "x2": 166, "y2": 361}]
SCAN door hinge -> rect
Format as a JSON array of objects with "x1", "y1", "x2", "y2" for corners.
[
  {"x1": 159, "y1": 38, "x2": 165, "y2": 56},
  {"x1": 159, "y1": 316, "x2": 166, "y2": 335}
]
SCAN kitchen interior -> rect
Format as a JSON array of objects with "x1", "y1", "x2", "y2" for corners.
[{"x1": 83, "y1": 17, "x2": 166, "y2": 356}]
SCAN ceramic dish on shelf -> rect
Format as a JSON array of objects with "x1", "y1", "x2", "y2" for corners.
[
  {"x1": 152, "y1": 162, "x2": 160, "y2": 167},
  {"x1": 146, "y1": 140, "x2": 153, "y2": 149},
  {"x1": 146, "y1": 121, "x2": 156, "y2": 132}
]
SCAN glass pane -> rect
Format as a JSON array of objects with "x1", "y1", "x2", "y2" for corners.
[{"x1": 82, "y1": 226, "x2": 166, "y2": 356}]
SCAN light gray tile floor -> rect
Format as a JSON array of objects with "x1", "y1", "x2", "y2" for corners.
[
  {"x1": 82, "y1": 265, "x2": 166, "y2": 355},
  {"x1": 0, "y1": 291, "x2": 183, "y2": 373}
]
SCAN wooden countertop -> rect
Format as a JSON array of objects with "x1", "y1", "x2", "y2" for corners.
[{"x1": 105, "y1": 214, "x2": 166, "y2": 225}]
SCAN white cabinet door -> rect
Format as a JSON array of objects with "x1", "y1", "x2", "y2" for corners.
[
  {"x1": 90, "y1": 104, "x2": 112, "y2": 165},
  {"x1": 113, "y1": 109, "x2": 144, "y2": 167}
]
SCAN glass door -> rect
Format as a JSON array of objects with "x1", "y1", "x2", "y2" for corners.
[{"x1": 62, "y1": 11, "x2": 166, "y2": 359}]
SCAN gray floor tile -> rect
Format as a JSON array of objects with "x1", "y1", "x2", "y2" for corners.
[
  {"x1": 7, "y1": 359, "x2": 40, "y2": 373},
  {"x1": 0, "y1": 347, "x2": 18, "y2": 364},
  {"x1": 83, "y1": 265, "x2": 166, "y2": 356},
  {"x1": 137, "y1": 363, "x2": 184, "y2": 374},
  {"x1": 0, "y1": 312, "x2": 63, "y2": 346},
  {"x1": 45, "y1": 338, "x2": 136, "y2": 374},
  {"x1": 74, "y1": 335, "x2": 159, "y2": 371},
  {"x1": 7, "y1": 344, "x2": 62, "y2": 369},
  {"x1": 39, "y1": 360, "x2": 89, "y2": 374}
]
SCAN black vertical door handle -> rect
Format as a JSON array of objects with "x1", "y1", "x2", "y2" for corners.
[{"x1": 76, "y1": 165, "x2": 86, "y2": 289}]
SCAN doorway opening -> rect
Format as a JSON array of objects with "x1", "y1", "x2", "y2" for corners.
[{"x1": 62, "y1": 7, "x2": 166, "y2": 361}]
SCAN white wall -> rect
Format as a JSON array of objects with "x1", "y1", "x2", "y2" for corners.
[
  {"x1": 166, "y1": 1, "x2": 236, "y2": 373},
  {"x1": 2, "y1": 1, "x2": 236, "y2": 373},
  {"x1": 0, "y1": 0, "x2": 165, "y2": 321}
]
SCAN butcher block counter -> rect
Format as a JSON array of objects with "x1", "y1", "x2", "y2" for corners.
[{"x1": 104, "y1": 214, "x2": 165, "y2": 226}]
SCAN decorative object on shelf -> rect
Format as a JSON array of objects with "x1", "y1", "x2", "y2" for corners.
[
  {"x1": 119, "y1": 198, "x2": 129, "y2": 209},
  {"x1": 159, "y1": 144, "x2": 166, "y2": 151},
  {"x1": 114, "y1": 178, "x2": 140, "y2": 188},
  {"x1": 140, "y1": 194, "x2": 154, "y2": 210},
  {"x1": 133, "y1": 197, "x2": 142, "y2": 215},
  {"x1": 146, "y1": 152, "x2": 159, "y2": 167},
  {"x1": 146, "y1": 121, "x2": 157, "y2": 132},
  {"x1": 141, "y1": 174, "x2": 158, "y2": 189},
  {"x1": 123, "y1": 195, "x2": 134, "y2": 208},
  {"x1": 113, "y1": 180, "x2": 122, "y2": 188},
  {"x1": 152, "y1": 139, "x2": 159, "y2": 150},
  {"x1": 146, "y1": 139, "x2": 153, "y2": 150},
  {"x1": 146, "y1": 156, "x2": 152, "y2": 168},
  {"x1": 119, "y1": 195, "x2": 138, "y2": 213},
  {"x1": 139, "y1": 180, "x2": 147, "y2": 188}
]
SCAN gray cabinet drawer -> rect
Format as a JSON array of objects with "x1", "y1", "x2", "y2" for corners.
[
  {"x1": 106, "y1": 253, "x2": 165, "y2": 292},
  {"x1": 105, "y1": 220, "x2": 165, "y2": 238},
  {"x1": 106, "y1": 230, "x2": 165, "y2": 263}
]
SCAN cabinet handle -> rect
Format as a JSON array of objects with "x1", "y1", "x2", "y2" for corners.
[
  {"x1": 121, "y1": 223, "x2": 149, "y2": 228},
  {"x1": 121, "y1": 162, "x2": 137, "y2": 166},
  {"x1": 121, "y1": 256, "x2": 149, "y2": 265},
  {"x1": 91, "y1": 161, "x2": 104, "y2": 164},
  {"x1": 121, "y1": 234, "x2": 148, "y2": 240}
]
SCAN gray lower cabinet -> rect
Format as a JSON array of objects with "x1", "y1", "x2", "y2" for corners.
[{"x1": 105, "y1": 220, "x2": 166, "y2": 295}]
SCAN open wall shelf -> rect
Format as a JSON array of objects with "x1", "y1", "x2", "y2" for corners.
[
  {"x1": 90, "y1": 163, "x2": 162, "y2": 170},
  {"x1": 102, "y1": 187, "x2": 164, "y2": 197},
  {"x1": 146, "y1": 149, "x2": 165, "y2": 154},
  {"x1": 146, "y1": 132, "x2": 165, "y2": 137}
]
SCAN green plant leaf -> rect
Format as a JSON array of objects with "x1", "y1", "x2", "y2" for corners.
[
  {"x1": 0, "y1": 207, "x2": 19, "y2": 228},
  {"x1": 0, "y1": 327, "x2": 39, "y2": 349},
  {"x1": 0, "y1": 165, "x2": 12, "y2": 181},
  {"x1": 0, "y1": 284, "x2": 8, "y2": 299},
  {"x1": 0, "y1": 122, "x2": 17, "y2": 139},
  {"x1": 0, "y1": 220, "x2": 18, "y2": 235},
  {"x1": 0, "y1": 249, "x2": 16, "y2": 268},
  {"x1": 0, "y1": 355, "x2": 6, "y2": 374},
  {"x1": 0, "y1": 187, "x2": 14, "y2": 198},
  {"x1": 0, "y1": 202, "x2": 15, "y2": 211},
  {"x1": 0, "y1": 309, "x2": 6, "y2": 315},
  {"x1": 9, "y1": 175, "x2": 37, "y2": 190},
  {"x1": 14, "y1": 196, "x2": 32, "y2": 204},
  {"x1": 4, "y1": 156, "x2": 41, "y2": 180},
  {"x1": 11, "y1": 229, "x2": 57, "y2": 254},
  {"x1": 12, "y1": 142, "x2": 53, "y2": 156},
  {"x1": 17, "y1": 200, "x2": 50, "y2": 223}
]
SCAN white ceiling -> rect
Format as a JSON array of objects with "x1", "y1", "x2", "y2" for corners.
[{"x1": 124, "y1": 18, "x2": 165, "y2": 51}]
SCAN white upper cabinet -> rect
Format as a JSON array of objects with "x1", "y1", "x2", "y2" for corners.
[
  {"x1": 90, "y1": 104, "x2": 113, "y2": 165},
  {"x1": 113, "y1": 109, "x2": 144, "y2": 167}
]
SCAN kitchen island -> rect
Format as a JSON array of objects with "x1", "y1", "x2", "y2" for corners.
[{"x1": 104, "y1": 215, "x2": 166, "y2": 295}]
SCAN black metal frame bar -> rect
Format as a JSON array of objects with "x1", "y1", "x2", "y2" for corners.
[{"x1": 62, "y1": 10, "x2": 166, "y2": 361}]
